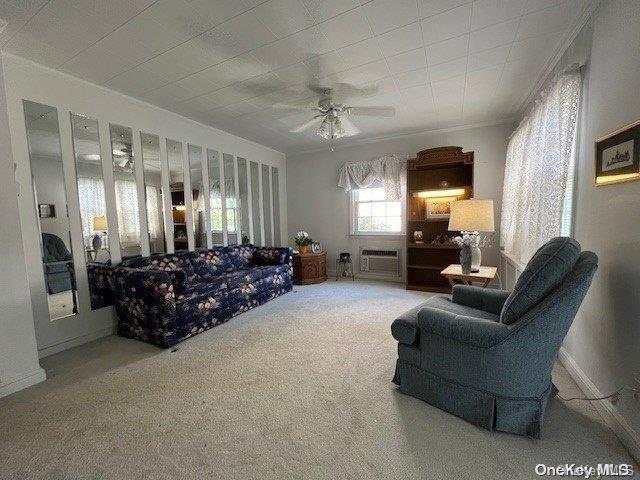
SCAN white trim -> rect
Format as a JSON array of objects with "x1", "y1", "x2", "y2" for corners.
[
  {"x1": 0, "y1": 368, "x2": 46, "y2": 398},
  {"x1": 349, "y1": 188, "x2": 404, "y2": 236},
  {"x1": 558, "y1": 347, "x2": 640, "y2": 463},
  {"x1": 159, "y1": 136, "x2": 174, "y2": 253},
  {"x1": 231, "y1": 154, "x2": 241, "y2": 245},
  {"x1": 245, "y1": 158, "x2": 254, "y2": 244},
  {"x1": 132, "y1": 128, "x2": 150, "y2": 257},
  {"x1": 258, "y1": 162, "x2": 265, "y2": 246},
  {"x1": 268, "y1": 165, "x2": 275, "y2": 246},
  {"x1": 183, "y1": 142, "x2": 195, "y2": 251},
  {"x1": 201, "y1": 146, "x2": 212, "y2": 249},
  {"x1": 37, "y1": 324, "x2": 115, "y2": 358},
  {"x1": 219, "y1": 152, "x2": 228, "y2": 246}
]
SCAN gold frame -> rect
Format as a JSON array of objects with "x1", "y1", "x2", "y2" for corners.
[{"x1": 595, "y1": 118, "x2": 640, "y2": 186}]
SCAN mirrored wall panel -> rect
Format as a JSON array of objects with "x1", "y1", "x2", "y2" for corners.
[
  {"x1": 272, "y1": 166, "x2": 281, "y2": 246},
  {"x1": 167, "y1": 139, "x2": 186, "y2": 251},
  {"x1": 237, "y1": 158, "x2": 251, "y2": 245},
  {"x1": 223, "y1": 153, "x2": 238, "y2": 245},
  {"x1": 110, "y1": 124, "x2": 140, "y2": 258},
  {"x1": 189, "y1": 145, "x2": 205, "y2": 248},
  {"x1": 207, "y1": 149, "x2": 223, "y2": 246},
  {"x1": 24, "y1": 100, "x2": 78, "y2": 320},
  {"x1": 141, "y1": 133, "x2": 166, "y2": 254},
  {"x1": 250, "y1": 160, "x2": 262, "y2": 246},
  {"x1": 262, "y1": 164, "x2": 272, "y2": 245},
  {"x1": 71, "y1": 113, "x2": 110, "y2": 311}
]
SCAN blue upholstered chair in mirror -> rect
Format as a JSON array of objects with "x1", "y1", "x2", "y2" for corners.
[
  {"x1": 41, "y1": 232, "x2": 75, "y2": 294},
  {"x1": 391, "y1": 237, "x2": 598, "y2": 438}
]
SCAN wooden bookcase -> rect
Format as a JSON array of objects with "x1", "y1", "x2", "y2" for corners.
[{"x1": 406, "y1": 147, "x2": 474, "y2": 293}]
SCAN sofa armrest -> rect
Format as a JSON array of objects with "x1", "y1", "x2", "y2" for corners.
[
  {"x1": 452, "y1": 285, "x2": 511, "y2": 315},
  {"x1": 417, "y1": 306, "x2": 510, "y2": 348},
  {"x1": 254, "y1": 246, "x2": 292, "y2": 266}
]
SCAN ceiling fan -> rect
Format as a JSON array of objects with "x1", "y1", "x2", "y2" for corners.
[{"x1": 276, "y1": 83, "x2": 395, "y2": 147}]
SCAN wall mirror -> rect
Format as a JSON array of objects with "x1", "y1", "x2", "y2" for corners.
[
  {"x1": 223, "y1": 153, "x2": 238, "y2": 245},
  {"x1": 109, "y1": 124, "x2": 140, "y2": 258},
  {"x1": 71, "y1": 113, "x2": 110, "y2": 310},
  {"x1": 237, "y1": 157, "x2": 251, "y2": 245},
  {"x1": 261, "y1": 164, "x2": 272, "y2": 246},
  {"x1": 188, "y1": 144, "x2": 205, "y2": 248},
  {"x1": 167, "y1": 139, "x2": 187, "y2": 251},
  {"x1": 24, "y1": 100, "x2": 78, "y2": 320},
  {"x1": 272, "y1": 166, "x2": 281, "y2": 246},
  {"x1": 141, "y1": 132, "x2": 166, "y2": 254},
  {"x1": 207, "y1": 148, "x2": 223, "y2": 246},
  {"x1": 249, "y1": 160, "x2": 262, "y2": 246}
]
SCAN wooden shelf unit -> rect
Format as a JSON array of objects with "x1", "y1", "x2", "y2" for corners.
[{"x1": 405, "y1": 146, "x2": 474, "y2": 293}]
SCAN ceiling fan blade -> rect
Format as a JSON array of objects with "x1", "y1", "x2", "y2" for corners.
[
  {"x1": 337, "y1": 116, "x2": 360, "y2": 136},
  {"x1": 334, "y1": 82, "x2": 379, "y2": 100},
  {"x1": 347, "y1": 106, "x2": 396, "y2": 117},
  {"x1": 273, "y1": 102, "x2": 315, "y2": 111},
  {"x1": 290, "y1": 116, "x2": 324, "y2": 133}
]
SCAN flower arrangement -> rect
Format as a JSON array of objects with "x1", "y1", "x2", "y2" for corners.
[
  {"x1": 452, "y1": 233, "x2": 480, "y2": 247},
  {"x1": 294, "y1": 231, "x2": 313, "y2": 247}
]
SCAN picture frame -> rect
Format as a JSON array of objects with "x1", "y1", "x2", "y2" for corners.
[
  {"x1": 311, "y1": 242, "x2": 322, "y2": 253},
  {"x1": 38, "y1": 204, "x2": 56, "y2": 218},
  {"x1": 425, "y1": 199, "x2": 452, "y2": 220},
  {"x1": 595, "y1": 119, "x2": 640, "y2": 186}
]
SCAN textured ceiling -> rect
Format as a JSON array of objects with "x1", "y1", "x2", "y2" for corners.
[{"x1": 1, "y1": 0, "x2": 593, "y2": 154}]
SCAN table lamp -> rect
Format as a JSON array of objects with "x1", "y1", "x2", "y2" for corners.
[
  {"x1": 92, "y1": 216, "x2": 108, "y2": 250},
  {"x1": 448, "y1": 200, "x2": 494, "y2": 272}
]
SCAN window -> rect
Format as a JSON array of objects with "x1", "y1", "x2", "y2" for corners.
[
  {"x1": 210, "y1": 194, "x2": 237, "y2": 233},
  {"x1": 351, "y1": 187, "x2": 402, "y2": 234}
]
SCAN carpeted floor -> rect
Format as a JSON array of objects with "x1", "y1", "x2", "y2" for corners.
[{"x1": 0, "y1": 280, "x2": 635, "y2": 479}]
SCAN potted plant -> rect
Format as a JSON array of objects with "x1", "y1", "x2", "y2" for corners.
[{"x1": 294, "y1": 231, "x2": 313, "y2": 255}]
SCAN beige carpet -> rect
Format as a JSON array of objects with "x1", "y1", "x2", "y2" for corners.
[{"x1": 0, "y1": 280, "x2": 635, "y2": 479}]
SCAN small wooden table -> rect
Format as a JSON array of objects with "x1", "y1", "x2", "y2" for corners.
[
  {"x1": 441, "y1": 264, "x2": 497, "y2": 288},
  {"x1": 293, "y1": 251, "x2": 327, "y2": 285}
]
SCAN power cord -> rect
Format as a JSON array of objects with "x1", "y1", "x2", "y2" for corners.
[{"x1": 558, "y1": 378, "x2": 639, "y2": 402}]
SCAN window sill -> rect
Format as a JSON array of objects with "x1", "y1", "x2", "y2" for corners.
[{"x1": 349, "y1": 232, "x2": 405, "y2": 238}]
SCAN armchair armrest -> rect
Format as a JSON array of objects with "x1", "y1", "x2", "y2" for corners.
[
  {"x1": 452, "y1": 285, "x2": 511, "y2": 315},
  {"x1": 417, "y1": 306, "x2": 510, "y2": 348}
]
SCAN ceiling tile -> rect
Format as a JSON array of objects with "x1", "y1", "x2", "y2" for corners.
[
  {"x1": 470, "y1": 0, "x2": 527, "y2": 30},
  {"x1": 466, "y1": 44, "x2": 510, "y2": 71},
  {"x1": 425, "y1": 34, "x2": 469, "y2": 65},
  {"x1": 328, "y1": 59, "x2": 391, "y2": 86},
  {"x1": 302, "y1": 0, "x2": 361, "y2": 22},
  {"x1": 362, "y1": 0, "x2": 419, "y2": 35},
  {"x1": 315, "y1": 8, "x2": 373, "y2": 51},
  {"x1": 385, "y1": 48, "x2": 427, "y2": 74},
  {"x1": 468, "y1": 18, "x2": 518, "y2": 53},
  {"x1": 400, "y1": 84, "x2": 432, "y2": 103},
  {"x1": 507, "y1": 32, "x2": 561, "y2": 61},
  {"x1": 517, "y1": 1, "x2": 581, "y2": 39},
  {"x1": 188, "y1": 0, "x2": 258, "y2": 24},
  {"x1": 312, "y1": 37, "x2": 383, "y2": 76},
  {"x1": 254, "y1": 0, "x2": 315, "y2": 39},
  {"x1": 418, "y1": 0, "x2": 471, "y2": 19},
  {"x1": 146, "y1": 0, "x2": 217, "y2": 39},
  {"x1": 393, "y1": 68, "x2": 429, "y2": 89},
  {"x1": 61, "y1": 45, "x2": 139, "y2": 84},
  {"x1": 376, "y1": 22, "x2": 422, "y2": 57},
  {"x1": 429, "y1": 56, "x2": 467, "y2": 82},
  {"x1": 252, "y1": 26, "x2": 328, "y2": 70},
  {"x1": 420, "y1": 4, "x2": 471, "y2": 45}
]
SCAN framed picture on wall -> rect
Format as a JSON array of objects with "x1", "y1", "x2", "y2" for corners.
[
  {"x1": 595, "y1": 119, "x2": 640, "y2": 185},
  {"x1": 425, "y1": 199, "x2": 452, "y2": 220},
  {"x1": 38, "y1": 204, "x2": 56, "y2": 218}
]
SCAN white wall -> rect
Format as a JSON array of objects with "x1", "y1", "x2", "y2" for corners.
[
  {"x1": 286, "y1": 123, "x2": 512, "y2": 280},
  {"x1": 2, "y1": 53, "x2": 287, "y2": 359},
  {"x1": 561, "y1": 0, "x2": 640, "y2": 459},
  {"x1": 0, "y1": 55, "x2": 45, "y2": 397}
]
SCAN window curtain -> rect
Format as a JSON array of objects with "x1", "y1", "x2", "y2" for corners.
[
  {"x1": 338, "y1": 154, "x2": 406, "y2": 200},
  {"x1": 115, "y1": 180, "x2": 140, "y2": 244},
  {"x1": 145, "y1": 186, "x2": 161, "y2": 239},
  {"x1": 500, "y1": 70, "x2": 582, "y2": 265},
  {"x1": 77, "y1": 177, "x2": 106, "y2": 244}
]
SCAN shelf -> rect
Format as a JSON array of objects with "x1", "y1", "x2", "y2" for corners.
[
  {"x1": 408, "y1": 243, "x2": 459, "y2": 250},
  {"x1": 407, "y1": 264, "x2": 443, "y2": 270}
]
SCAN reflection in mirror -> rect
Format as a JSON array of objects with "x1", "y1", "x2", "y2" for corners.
[
  {"x1": 141, "y1": 133, "x2": 166, "y2": 254},
  {"x1": 207, "y1": 149, "x2": 223, "y2": 246},
  {"x1": 237, "y1": 158, "x2": 250, "y2": 245},
  {"x1": 24, "y1": 100, "x2": 78, "y2": 320},
  {"x1": 71, "y1": 113, "x2": 110, "y2": 311},
  {"x1": 262, "y1": 164, "x2": 272, "y2": 246},
  {"x1": 272, "y1": 166, "x2": 281, "y2": 246},
  {"x1": 110, "y1": 124, "x2": 140, "y2": 258},
  {"x1": 167, "y1": 139, "x2": 187, "y2": 251},
  {"x1": 223, "y1": 153, "x2": 238, "y2": 245},
  {"x1": 249, "y1": 161, "x2": 262, "y2": 246},
  {"x1": 188, "y1": 145, "x2": 205, "y2": 248}
]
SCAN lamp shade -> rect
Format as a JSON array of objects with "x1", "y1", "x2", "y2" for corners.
[
  {"x1": 448, "y1": 199, "x2": 495, "y2": 232},
  {"x1": 93, "y1": 216, "x2": 108, "y2": 231}
]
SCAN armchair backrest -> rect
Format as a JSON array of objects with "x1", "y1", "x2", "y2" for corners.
[
  {"x1": 500, "y1": 237, "x2": 581, "y2": 324},
  {"x1": 41, "y1": 232, "x2": 72, "y2": 263}
]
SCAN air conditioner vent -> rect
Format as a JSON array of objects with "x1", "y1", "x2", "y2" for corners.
[
  {"x1": 360, "y1": 247, "x2": 401, "y2": 277},
  {"x1": 361, "y1": 249, "x2": 398, "y2": 257}
]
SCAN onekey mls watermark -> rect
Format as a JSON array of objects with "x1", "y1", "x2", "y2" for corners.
[{"x1": 535, "y1": 463, "x2": 635, "y2": 478}]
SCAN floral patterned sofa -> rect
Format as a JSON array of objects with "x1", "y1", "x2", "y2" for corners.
[{"x1": 109, "y1": 245, "x2": 293, "y2": 348}]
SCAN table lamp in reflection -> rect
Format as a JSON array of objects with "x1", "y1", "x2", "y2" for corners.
[{"x1": 92, "y1": 216, "x2": 108, "y2": 250}]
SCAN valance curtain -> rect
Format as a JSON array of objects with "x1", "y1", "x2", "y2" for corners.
[
  {"x1": 338, "y1": 154, "x2": 405, "y2": 200},
  {"x1": 500, "y1": 71, "x2": 582, "y2": 265}
]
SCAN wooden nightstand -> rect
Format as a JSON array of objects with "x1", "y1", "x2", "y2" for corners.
[
  {"x1": 440, "y1": 264, "x2": 497, "y2": 288},
  {"x1": 293, "y1": 252, "x2": 327, "y2": 285}
]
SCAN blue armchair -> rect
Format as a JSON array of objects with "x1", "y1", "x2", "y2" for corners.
[
  {"x1": 391, "y1": 237, "x2": 598, "y2": 438},
  {"x1": 41, "y1": 233, "x2": 76, "y2": 294}
]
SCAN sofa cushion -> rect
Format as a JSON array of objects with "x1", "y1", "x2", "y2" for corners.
[
  {"x1": 224, "y1": 245, "x2": 255, "y2": 269},
  {"x1": 501, "y1": 237, "x2": 581, "y2": 325},
  {"x1": 254, "y1": 248, "x2": 288, "y2": 266},
  {"x1": 190, "y1": 250, "x2": 229, "y2": 278},
  {"x1": 179, "y1": 278, "x2": 227, "y2": 300},
  {"x1": 224, "y1": 268, "x2": 263, "y2": 289}
]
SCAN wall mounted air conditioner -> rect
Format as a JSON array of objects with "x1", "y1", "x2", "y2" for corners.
[{"x1": 359, "y1": 248, "x2": 401, "y2": 277}]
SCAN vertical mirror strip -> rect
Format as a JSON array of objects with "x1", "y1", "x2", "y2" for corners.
[
  {"x1": 250, "y1": 160, "x2": 262, "y2": 246},
  {"x1": 167, "y1": 139, "x2": 186, "y2": 251},
  {"x1": 207, "y1": 149, "x2": 223, "y2": 246},
  {"x1": 272, "y1": 166, "x2": 281, "y2": 246},
  {"x1": 237, "y1": 157, "x2": 251, "y2": 245},
  {"x1": 262, "y1": 164, "x2": 272, "y2": 246},
  {"x1": 222, "y1": 153, "x2": 237, "y2": 245},
  {"x1": 141, "y1": 133, "x2": 166, "y2": 254},
  {"x1": 188, "y1": 145, "x2": 206, "y2": 248}
]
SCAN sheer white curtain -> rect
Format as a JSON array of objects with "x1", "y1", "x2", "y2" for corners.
[
  {"x1": 115, "y1": 180, "x2": 140, "y2": 245},
  {"x1": 145, "y1": 186, "x2": 161, "y2": 239},
  {"x1": 500, "y1": 71, "x2": 582, "y2": 265},
  {"x1": 77, "y1": 177, "x2": 106, "y2": 244}
]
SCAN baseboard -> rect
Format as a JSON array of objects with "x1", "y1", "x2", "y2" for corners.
[
  {"x1": 0, "y1": 367, "x2": 46, "y2": 398},
  {"x1": 38, "y1": 325, "x2": 115, "y2": 359},
  {"x1": 558, "y1": 347, "x2": 639, "y2": 462}
]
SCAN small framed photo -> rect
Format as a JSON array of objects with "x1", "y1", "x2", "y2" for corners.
[
  {"x1": 38, "y1": 204, "x2": 56, "y2": 218},
  {"x1": 425, "y1": 199, "x2": 452, "y2": 220},
  {"x1": 311, "y1": 242, "x2": 322, "y2": 253},
  {"x1": 595, "y1": 119, "x2": 640, "y2": 186}
]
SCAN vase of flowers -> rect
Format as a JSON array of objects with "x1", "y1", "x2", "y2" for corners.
[
  {"x1": 294, "y1": 231, "x2": 313, "y2": 255},
  {"x1": 452, "y1": 233, "x2": 480, "y2": 274}
]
